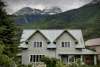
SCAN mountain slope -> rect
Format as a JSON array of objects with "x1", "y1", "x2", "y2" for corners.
[
  {"x1": 19, "y1": 2, "x2": 100, "y2": 40},
  {"x1": 13, "y1": 7, "x2": 62, "y2": 24},
  {"x1": 14, "y1": 7, "x2": 35, "y2": 15}
]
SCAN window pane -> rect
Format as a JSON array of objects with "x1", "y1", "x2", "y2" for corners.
[
  {"x1": 30, "y1": 55, "x2": 32, "y2": 62},
  {"x1": 68, "y1": 42, "x2": 70, "y2": 47},
  {"x1": 62, "y1": 42, "x2": 64, "y2": 47},
  {"x1": 40, "y1": 42, "x2": 42, "y2": 47},
  {"x1": 34, "y1": 42, "x2": 36, "y2": 47},
  {"x1": 65, "y1": 42, "x2": 67, "y2": 47},
  {"x1": 33, "y1": 55, "x2": 35, "y2": 62},
  {"x1": 36, "y1": 55, "x2": 38, "y2": 62},
  {"x1": 37, "y1": 42, "x2": 39, "y2": 47}
]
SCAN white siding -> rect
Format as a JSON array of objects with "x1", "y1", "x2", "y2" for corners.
[
  {"x1": 22, "y1": 32, "x2": 56, "y2": 64},
  {"x1": 56, "y1": 32, "x2": 76, "y2": 56}
]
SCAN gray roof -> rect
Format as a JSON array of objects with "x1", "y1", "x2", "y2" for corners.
[
  {"x1": 20, "y1": 29, "x2": 85, "y2": 48},
  {"x1": 59, "y1": 49, "x2": 98, "y2": 55},
  {"x1": 47, "y1": 42, "x2": 56, "y2": 49}
]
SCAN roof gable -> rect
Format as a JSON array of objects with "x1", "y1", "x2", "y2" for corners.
[
  {"x1": 27, "y1": 30, "x2": 50, "y2": 42},
  {"x1": 40, "y1": 30, "x2": 63, "y2": 42},
  {"x1": 20, "y1": 29, "x2": 85, "y2": 48},
  {"x1": 54, "y1": 30, "x2": 78, "y2": 42}
]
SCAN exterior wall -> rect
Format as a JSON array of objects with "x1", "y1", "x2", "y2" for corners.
[
  {"x1": 56, "y1": 32, "x2": 76, "y2": 58},
  {"x1": 21, "y1": 32, "x2": 77, "y2": 64},
  {"x1": 21, "y1": 32, "x2": 56, "y2": 64},
  {"x1": 22, "y1": 50, "x2": 30, "y2": 65}
]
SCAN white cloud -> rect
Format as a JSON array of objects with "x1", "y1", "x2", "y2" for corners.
[{"x1": 3, "y1": 0, "x2": 92, "y2": 14}]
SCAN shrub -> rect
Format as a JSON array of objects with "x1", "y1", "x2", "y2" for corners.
[
  {"x1": 56, "y1": 60, "x2": 66, "y2": 67},
  {"x1": 17, "y1": 64, "x2": 32, "y2": 67},
  {"x1": 41, "y1": 57, "x2": 58, "y2": 67}
]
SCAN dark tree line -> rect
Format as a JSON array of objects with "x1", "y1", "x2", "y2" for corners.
[{"x1": 0, "y1": 0, "x2": 19, "y2": 67}]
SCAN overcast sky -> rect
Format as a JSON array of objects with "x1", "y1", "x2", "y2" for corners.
[{"x1": 3, "y1": 0, "x2": 93, "y2": 14}]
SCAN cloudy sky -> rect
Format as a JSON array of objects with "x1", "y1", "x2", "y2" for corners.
[{"x1": 3, "y1": 0, "x2": 93, "y2": 14}]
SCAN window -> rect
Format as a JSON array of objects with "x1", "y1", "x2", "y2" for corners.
[
  {"x1": 61, "y1": 42, "x2": 70, "y2": 47},
  {"x1": 33, "y1": 42, "x2": 42, "y2": 47},
  {"x1": 30, "y1": 55, "x2": 44, "y2": 62}
]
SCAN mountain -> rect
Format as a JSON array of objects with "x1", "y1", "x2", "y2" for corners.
[
  {"x1": 13, "y1": 7, "x2": 42, "y2": 15},
  {"x1": 15, "y1": 2, "x2": 100, "y2": 40},
  {"x1": 42, "y1": 7, "x2": 62, "y2": 15},
  {"x1": 13, "y1": 7, "x2": 62, "y2": 16},
  {"x1": 13, "y1": 7, "x2": 62, "y2": 24},
  {"x1": 91, "y1": 0, "x2": 100, "y2": 4}
]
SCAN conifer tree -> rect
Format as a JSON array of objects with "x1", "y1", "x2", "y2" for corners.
[{"x1": 0, "y1": 0, "x2": 19, "y2": 65}]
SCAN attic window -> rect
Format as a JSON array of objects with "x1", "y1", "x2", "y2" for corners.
[
  {"x1": 47, "y1": 42, "x2": 50, "y2": 44},
  {"x1": 75, "y1": 42, "x2": 78, "y2": 44},
  {"x1": 53, "y1": 42, "x2": 56, "y2": 44},
  {"x1": 61, "y1": 42, "x2": 70, "y2": 47},
  {"x1": 33, "y1": 42, "x2": 42, "y2": 47},
  {"x1": 25, "y1": 41, "x2": 28, "y2": 44}
]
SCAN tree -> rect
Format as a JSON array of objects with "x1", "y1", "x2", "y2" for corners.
[
  {"x1": 0, "y1": 0, "x2": 19, "y2": 66},
  {"x1": 0, "y1": 42, "x2": 14, "y2": 67}
]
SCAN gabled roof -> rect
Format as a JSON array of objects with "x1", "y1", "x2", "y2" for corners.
[
  {"x1": 54, "y1": 30, "x2": 78, "y2": 42},
  {"x1": 20, "y1": 29, "x2": 85, "y2": 48},
  {"x1": 27, "y1": 30, "x2": 50, "y2": 42}
]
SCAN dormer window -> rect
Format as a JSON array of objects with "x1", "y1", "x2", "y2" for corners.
[
  {"x1": 53, "y1": 42, "x2": 56, "y2": 44},
  {"x1": 25, "y1": 41, "x2": 28, "y2": 44},
  {"x1": 47, "y1": 42, "x2": 50, "y2": 44},
  {"x1": 33, "y1": 42, "x2": 42, "y2": 47},
  {"x1": 61, "y1": 42, "x2": 70, "y2": 47},
  {"x1": 75, "y1": 41, "x2": 78, "y2": 44}
]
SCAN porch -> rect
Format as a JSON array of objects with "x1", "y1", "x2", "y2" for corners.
[{"x1": 60, "y1": 54, "x2": 97, "y2": 65}]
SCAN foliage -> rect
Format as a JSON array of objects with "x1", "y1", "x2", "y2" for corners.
[
  {"x1": 41, "y1": 56, "x2": 58, "y2": 67},
  {"x1": 41, "y1": 57, "x2": 100, "y2": 67},
  {"x1": 0, "y1": 0, "x2": 19, "y2": 66},
  {"x1": 56, "y1": 60, "x2": 66, "y2": 67},
  {"x1": 17, "y1": 64, "x2": 32, "y2": 67},
  {"x1": 68, "y1": 59, "x2": 100, "y2": 67},
  {"x1": 0, "y1": 42, "x2": 14, "y2": 67}
]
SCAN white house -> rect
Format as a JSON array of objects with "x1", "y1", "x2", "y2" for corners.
[{"x1": 19, "y1": 29, "x2": 98, "y2": 65}]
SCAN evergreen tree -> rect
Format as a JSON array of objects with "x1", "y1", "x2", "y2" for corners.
[
  {"x1": 0, "y1": 42, "x2": 13, "y2": 67},
  {"x1": 0, "y1": 0, "x2": 19, "y2": 66}
]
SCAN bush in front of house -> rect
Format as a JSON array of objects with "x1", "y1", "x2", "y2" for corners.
[
  {"x1": 17, "y1": 64, "x2": 32, "y2": 67},
  {"x1": 41, "y1": 57, "x2": 100, "y2": 67},
  {"x1": 40, "y1": 56, "x2": 58, "y2": 67},
  {"x1": 56, "y1": 60, "x2": 66, "y2": 67},
  {"x1": 68, "y1": 59, "x2": 100, "y2": 67}
]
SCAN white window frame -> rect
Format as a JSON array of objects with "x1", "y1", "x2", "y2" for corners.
[
  {"x1": 30, "y1": 55, "x2": 44, "y2": 62},
  {"x1": 32, "y1": 41, "x2": 43, "y2": 48},
  {"x1": 61, "y1": 41, "x2": 71, "y2": 48}
]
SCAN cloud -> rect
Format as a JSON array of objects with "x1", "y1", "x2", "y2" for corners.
[{"x1": 3, "y1": 0, "x2": 92, "y2": 14}]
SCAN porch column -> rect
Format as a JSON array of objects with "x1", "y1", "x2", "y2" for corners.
[
  {"x1": 94, "y1": 55, "x2": 97, "y2": 65},
  {"x1": 68, "y1": 55, "x2": 69, "y2": 64},
  {"x1": 81, "y1": 55, "x2": 83, "y2": 62},
  {"x1": 74, "y1": 56, "x2": 76, "y2": 63}
]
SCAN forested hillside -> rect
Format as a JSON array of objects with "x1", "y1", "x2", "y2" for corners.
[{"x1": 14, "y1": 2, "x2": 100, "y2": 40}]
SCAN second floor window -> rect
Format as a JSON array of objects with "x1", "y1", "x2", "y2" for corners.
[
  {"x1": 33, "y1": 42, "x2": 42, "y2": 47},
  {"x1": 61, "y1": 42, "x2": 70, "y2": 47}
]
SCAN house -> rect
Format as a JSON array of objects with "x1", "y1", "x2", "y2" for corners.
[
  {"x1": 19, "y1": 29, "x2": 98, "y2": 65},
  {"x1": 85, "y1": 38, "x2": 100, "y2": 61}
]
